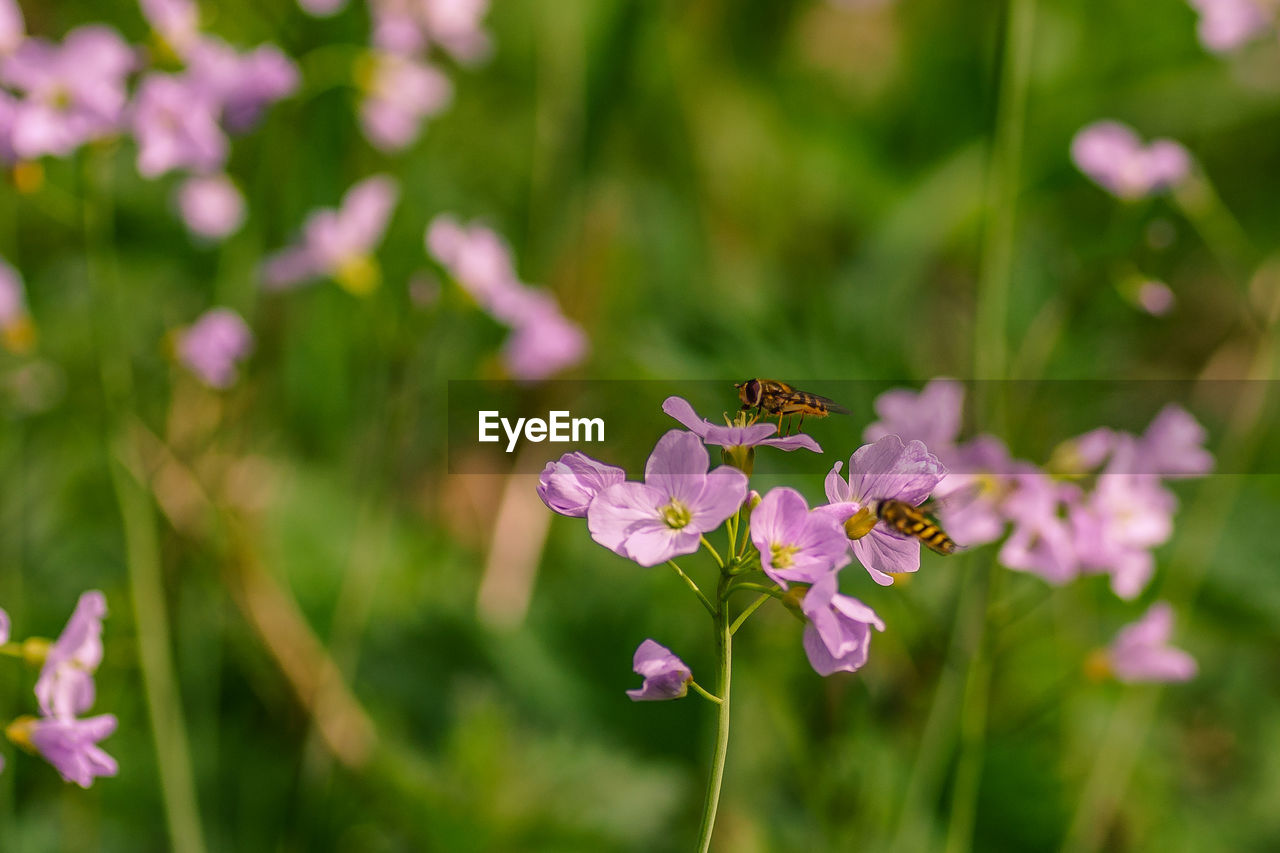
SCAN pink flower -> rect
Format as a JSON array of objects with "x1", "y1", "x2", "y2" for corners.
[
  {"x1": 185, "y1": 37, "x2": 298, "y2": 132},
  {"x1": 298, "y1": 0, "x2": 348, "y2": 17},
  {"x1": 3, "y1": 26, "x2": 135, "y2": 158},
  {"x1": 420, "y1": 0, "x2": 492, "y2": 64},
  {"x1": 132, "y1": 73, "x2": 228, "y2": 178},
  {"x1": 35, "y1": 591, "x2": 107, "y2": 720},
  {"x1": 0, "y1": 255, "x2": 28, "y2": 328},
  {"x1": 0, "y1": 606, "x2": 9, "y2": 644},
  {"x1": 863, "y1": 378, "x2": 965, "y2": 453},
  {"x1": 139, "y1": 0, "x2": 200, "y2": 54},
  {"x1": 750, "y1": 488, "x2": 851, "y2": 588},
  {"x1": 0, "y1": 0, "x2": 24, "y2": 55},
  {"x1": 501, "y1": 302, "x2": 589, "y2": 380},
  {"x1": 263, "y1": 175, "x2": 399, "y2": 293},
  {"x1": 626, "y1": 639, "x2": 692, "y2": 701},
  {"x1": 800, "y1": 572, "x2": 885, "y2": 676},
  {"x1": 176, "y1": 174, "x2": 245, "y2": 240},
  {"x1": 359, "y1": 52, "x2": 452, "y2": 151},
  {"x1": 1071, "y1": 121, "x2": 1191, "y2": 200},
  {"x1": 662, "y1": 396, "x2": 821, "y2": 453},
  {"x1": 178, "y1": 308, "x2": 253, "y2": 388},
  {"x1": 587, "y1": 430, "x2": 748, "y2": 567},
  {"x1": 1187, "y1": 0, "x2": 1270, "y2": 53},
  {"x1": 932, "y1": 435, "x2": 1016, "y2": 548},
  {"x1": 998, "y1": 469, "x2": 1079, "y2": 585},
  {"x1": 1134, "y1": 404, "x2": 1213, "y2": 479},
  {"x1": 821, "y1": 435, "x2": 948, "y2": 585},
  {"x1": 7, "y1": 714, "x2": 118, "y2": 788},
  {"x1": 1136, "y1": 280, "x2": 1175, "y2": 316},
  {"x1": 537, "y1": 452, "x2": 626, "y2": 518},
  {"x1": 1107, "y1": 602, "x2": 1197, "y2": 683}
]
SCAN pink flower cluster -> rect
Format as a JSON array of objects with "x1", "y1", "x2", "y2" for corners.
[
  {"x1": 1187, "y1": 0, "x2": 1271, "y2": 53},
  {"x1": 1, "y1": 592, "x2": 118, "y2": 788},
  {"x1": 1071, "y1": 121, "x2": 1191, "y2": 201},
  {"x1": 297, "y1": 0, "x2": 492, "y2": 151},
  {"x1": 427, "y1": 215, "x2": 587, "y2": 380}
]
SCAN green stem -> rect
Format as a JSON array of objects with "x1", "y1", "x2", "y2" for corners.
[
  {"x1": 729, "y1": 592, "x2": 772, "y2": 636},
  {"x1": 689, "y1": 680, "x2": 723, "y2": 705},
  {"x1": 667, "y1": 561, "x2": 715, "y2": 616},
  {"x1": 723, "y1": 581, "x2": 783, "y2": 599},
  {"x1": 700, "y1": 535, "x2": 725, "y2": 568},
  {"x1": 695, "y1": 589, "x2": 732, "y2": 853}
]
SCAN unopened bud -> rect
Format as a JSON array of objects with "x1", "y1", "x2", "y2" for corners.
[
  {"x1": 21, "y1": 637, "x2": 50, "y2": 667},
  {"x1": 5, "y1": 715, "x2": 36, "y2": 753}
]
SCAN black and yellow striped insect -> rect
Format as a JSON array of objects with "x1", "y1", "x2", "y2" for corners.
[
  {"x1": 872, "y1": 499, "x2": 958, "y2": 556},
  {"x1": 735, "y1": 379, "x2": 849, "y2": 434}
]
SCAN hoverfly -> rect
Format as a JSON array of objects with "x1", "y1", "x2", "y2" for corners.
[
  {"x1": 735, "y1": 379, "x2": 849, "y2": 435},
  {"x1": 870, "y1": 498, "x2": 958, "y2": 556}
]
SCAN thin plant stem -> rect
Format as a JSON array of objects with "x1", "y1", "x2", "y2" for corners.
[
  {"x1": 689, "y1": 681, "x2": 723, "y2": 705},
  {"x1": 83, "y1": 150, "x2": 207, "y2": 853},
  {"x1": 695, "y1": 581, "x2": 732, "y2": 853},
  {"x1": 724, "y1": 582, "x2": 784, "y2": 600},
  {"x1": 700, "y1": 535, "x2": 725, "y2": 568},
  {"x1": 668, "y1": 561, "x2": 715, "y2": 616},
  {"x1": 730, "y1": 592, "x2": 773, "y2": 636}
]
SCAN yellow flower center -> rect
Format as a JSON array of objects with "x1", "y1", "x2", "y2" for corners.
[
  {"x1": 334, "y1": 255, "x2": 381, "y2": 296},
  {"x1": 843, "y1": 506, "x2": 878, "y2": 540},
  {"x1": 661, "y1": 499, "x2": 692, "y2": 529},
  {"x1": 770, "y1": 542, "x2": 799, "y2": 568}
]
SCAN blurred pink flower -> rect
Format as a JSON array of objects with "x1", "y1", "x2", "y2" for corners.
[
  {"x1": 421, "y1": 0, "x2": 492, "y2": 64},
  {"x1": 35, "y1": 591, "x2": 106, "y2": 720},
  {"x1": 0, "y1": 0, "x2": 24, "y2": 55},
  {"x1": 426, "y1": 215, "x2": 588, "y2": 379},
  {"x1": 176, "y1": 173, "x2": 245, "y2": 240},
  {"x1": 801, "y1": 572, "x2": 885, "y2": 677},
  {"x1": 1134, "y1": 404, "x2": 1213, "y2": 479},
  {"x1": 863, "y1": 377, "x2": 964, "y2": 452},
  {"x1": 138, "y1": 0, "x2": 200, "y2": 54},
  {"x1": 263, "y1": 175, "x2": 400, "y2": 293},
  {"x1": 185, "y1": 37, "x2": 298, "y2": 132},
  {"x1": 1188, "y1": 0, "x2": 1270, "y2": 53},
  {"x1": 132, "y1": 73, "x2": 228, "y2": 177},
  {"x1": 1136, "y1": 280, "x2": 1175, "y2": 315},
  {"x1": 2, "y1": 26, "x2": 135, "y2": 158},
  {"x1": 1107, "y1": 602, "x2": 1197, "y2": 683},
  {"x1": 359, "y1": 51, "x2": 451, "y2": 151},
  {"x1": 8, "y1": 713, "x2": 118, "y2": 788},
  {"x1": 179, "y1": 308, "x2": 253, "y2": 388},
  {"x1": 1071, "y1": 121, "x2": 1191, "y2": 200},
  {"x1": 0, "y1": 255, "x2": 26, "y2": 327},
  {"x1": 298, "y1": 0, "x2": 348, "y2": 17},
  {"x1": 998, "y1": 469, "x2": 1080, "y2": 585}
]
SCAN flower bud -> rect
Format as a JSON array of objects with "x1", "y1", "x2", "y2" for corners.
[{"x1": 721, "y1": 444, "x2": 755, "y2": 476}]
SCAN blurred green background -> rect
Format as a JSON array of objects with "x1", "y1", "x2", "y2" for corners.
[{"x1": 3, "y1": 0, "x2": 1280, "y2": 850}]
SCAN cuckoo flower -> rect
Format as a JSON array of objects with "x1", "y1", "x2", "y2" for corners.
[
  {"x1": 800, "y1": 572, "x2": 885, "y2": 676},
  {"x1": 750, "y1": 487, "x2": 850, "y2": 588},
  {"x1": 0, "y1": 0, "x2": 23, "y2": 55},
  {"x1": 263, "y1": 175, "x2": 399, "y2": 294},
  {"x1": 588, "y1": 430, "x2": 748, "y2": 567},
  {"x1": 422, "y1": 0, "x2": 493, "y2": 64},
  {"x1": 299, "y1": 0, "x2": 348, "y2": 17},
  {"x1": 176, "y1": 174, "x2": 245, "y2": 240},
  {"x1": 998, "y1": 469, "x2": 1079, "y2": 585},
  {"x1": 1071, "y1": 121, "x2": 1191, "y2": 200},
  {"x1": 132, "y1": 73, "x2": 228, "y2": 177},
  {"x1": 662, "y1": 396, "x2": 821, "y2": 454},
  {"x1": 538, "y1": 452, "x2": 626, "y2": 518},
  {"x1": 501, "y1": 300, "x2": 588, "y2": 381},
  {"x1": 178, "y1": 308, "x2": 253, "y2": 389},
  {"x1": 1187, "y1": 0, "x2": 1270, "y2": 53},
  {"x1": 932, "y1": 435, "x2": 1016, "y2": 547},
  {"x1": 6, "y1": 714, "x2": 118, "y2": 788},
  {"x1": 1134, "y1": 404, "x2": 1213, "y2": 478},
  {"x1": 1106, "y1": 602, "x2": 1197, "y2": 683},
  {"x1": 139, "y1": 0, "x2": 200, "y2": 55},
  {"x1": 1136, "y1": 280, "x2": 1175, "y2": 316},
  {"x1": 35, "y1": 591, "x2": 107, "y2": 719},
  {"x1": 822, "y1": 435, "x2": 947, "y2": 585},
  {"x1": 3, "y1": 26, "x2": 135, "y2": 158},
  {"x1": 185, "y1": 37, "x2": 299, "y2": 131},
  {"x1": 626, "y1": 639, "x2": 692, "y2": 701},
  {"x1": 359, "y1": 51, "x2": 452, "y2": 151},
  {"x1": 0, "y1": 257, "x2": 33, "y2": 352},
  {"x1": 0, "y1": 606, "x2": 8, "y2": 644},
  {"x1": 863, "y1": 378, "x2": 964, "y2": 454}
]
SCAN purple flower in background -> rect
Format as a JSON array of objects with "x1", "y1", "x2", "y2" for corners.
[
  {"x1": 538, "y1": 452, "x2": 626, "y2": 518},
  {"x1": 822, "y1": 435, "x2": 947, "y2": 585},
  {"x1": 750, "y1": 487, "x2": 850, "y2": 588},
  {"x1": 132, "y1": 73, "x2": 228, "y2": 177},
  {"x1": 421, "y1": 0, "x2": 493, "y2": 64},
  {"x1": 998, "y1": 469, "x2": 1079, "y2": 585},
  {"x1": 800, "y1": 572, "x2": 885, "y2": 676},
  {"x1": 0, "y1": 606, "x2": 9, "y2": 644},
  {"x1": 359, "y1": 52, "x2": 452, "y2": 151},
  {"x1": 3, "y1": 26, "x2": 135, "y2": 158},
  {"x1": 1136, "y1": 280, "x2": 1175, "y2": 316},
  {"x1": 34, "y1": 591, "x2": 106, "y2": 720},
  {"x1": 176, "y1": 174, "x2": 245, "y2": 240},
  {"x1": 1188, "y1": 0, "x2": 1270, "y2": 54},
  {"x1": 179, "y1": 308, "x2": 253, "y2": 389},
  {"x1": 626, "y1": 639, "x2": 692, "y2": 701},
  {"x1": 0, "y1": 0, "x2": 24, "y2": 55},
  {"x1": 299, "y1": 0, "x2": 348, "y2": 17},
  {"x1": 185, "y1": 37, "x2": 298, "y2": 131},
  {"x1": 1107, "y1": 602, "x2": 1197, "y2": 683},
  {"x1": 7, "y1": 714, "x2": 118, "y2": 787},
  {"x1": 662, "y1": 396, "x2": 821, "y2": 453},
  {"x1": 932, "y1": 435, "x2": 1016, "y2": 547},
  {"x1": 0, "y1": 256, "x2": 27, "y2": 326},
  {"x1": 426, "y1": 215, "x2": 587, "y2": 379},
  {"x1": 864, "y1": 378, "x2": 964, "y2": 453},
  {"x1": 263, "y1": 175, "x2": 399, "y2": 294},
  {"x1": 139, "y1": 0, "x2": 200, "y2": 54},
  {"x1": 1135, "y1": 404, "x2": 1213, "y2": 478},
  {"x1": 1071, "y1": 121, "x2": 1191, "y2": 200},
  {"x1": 588, "y1": 430, "x2": 748, "y2": 567}
]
